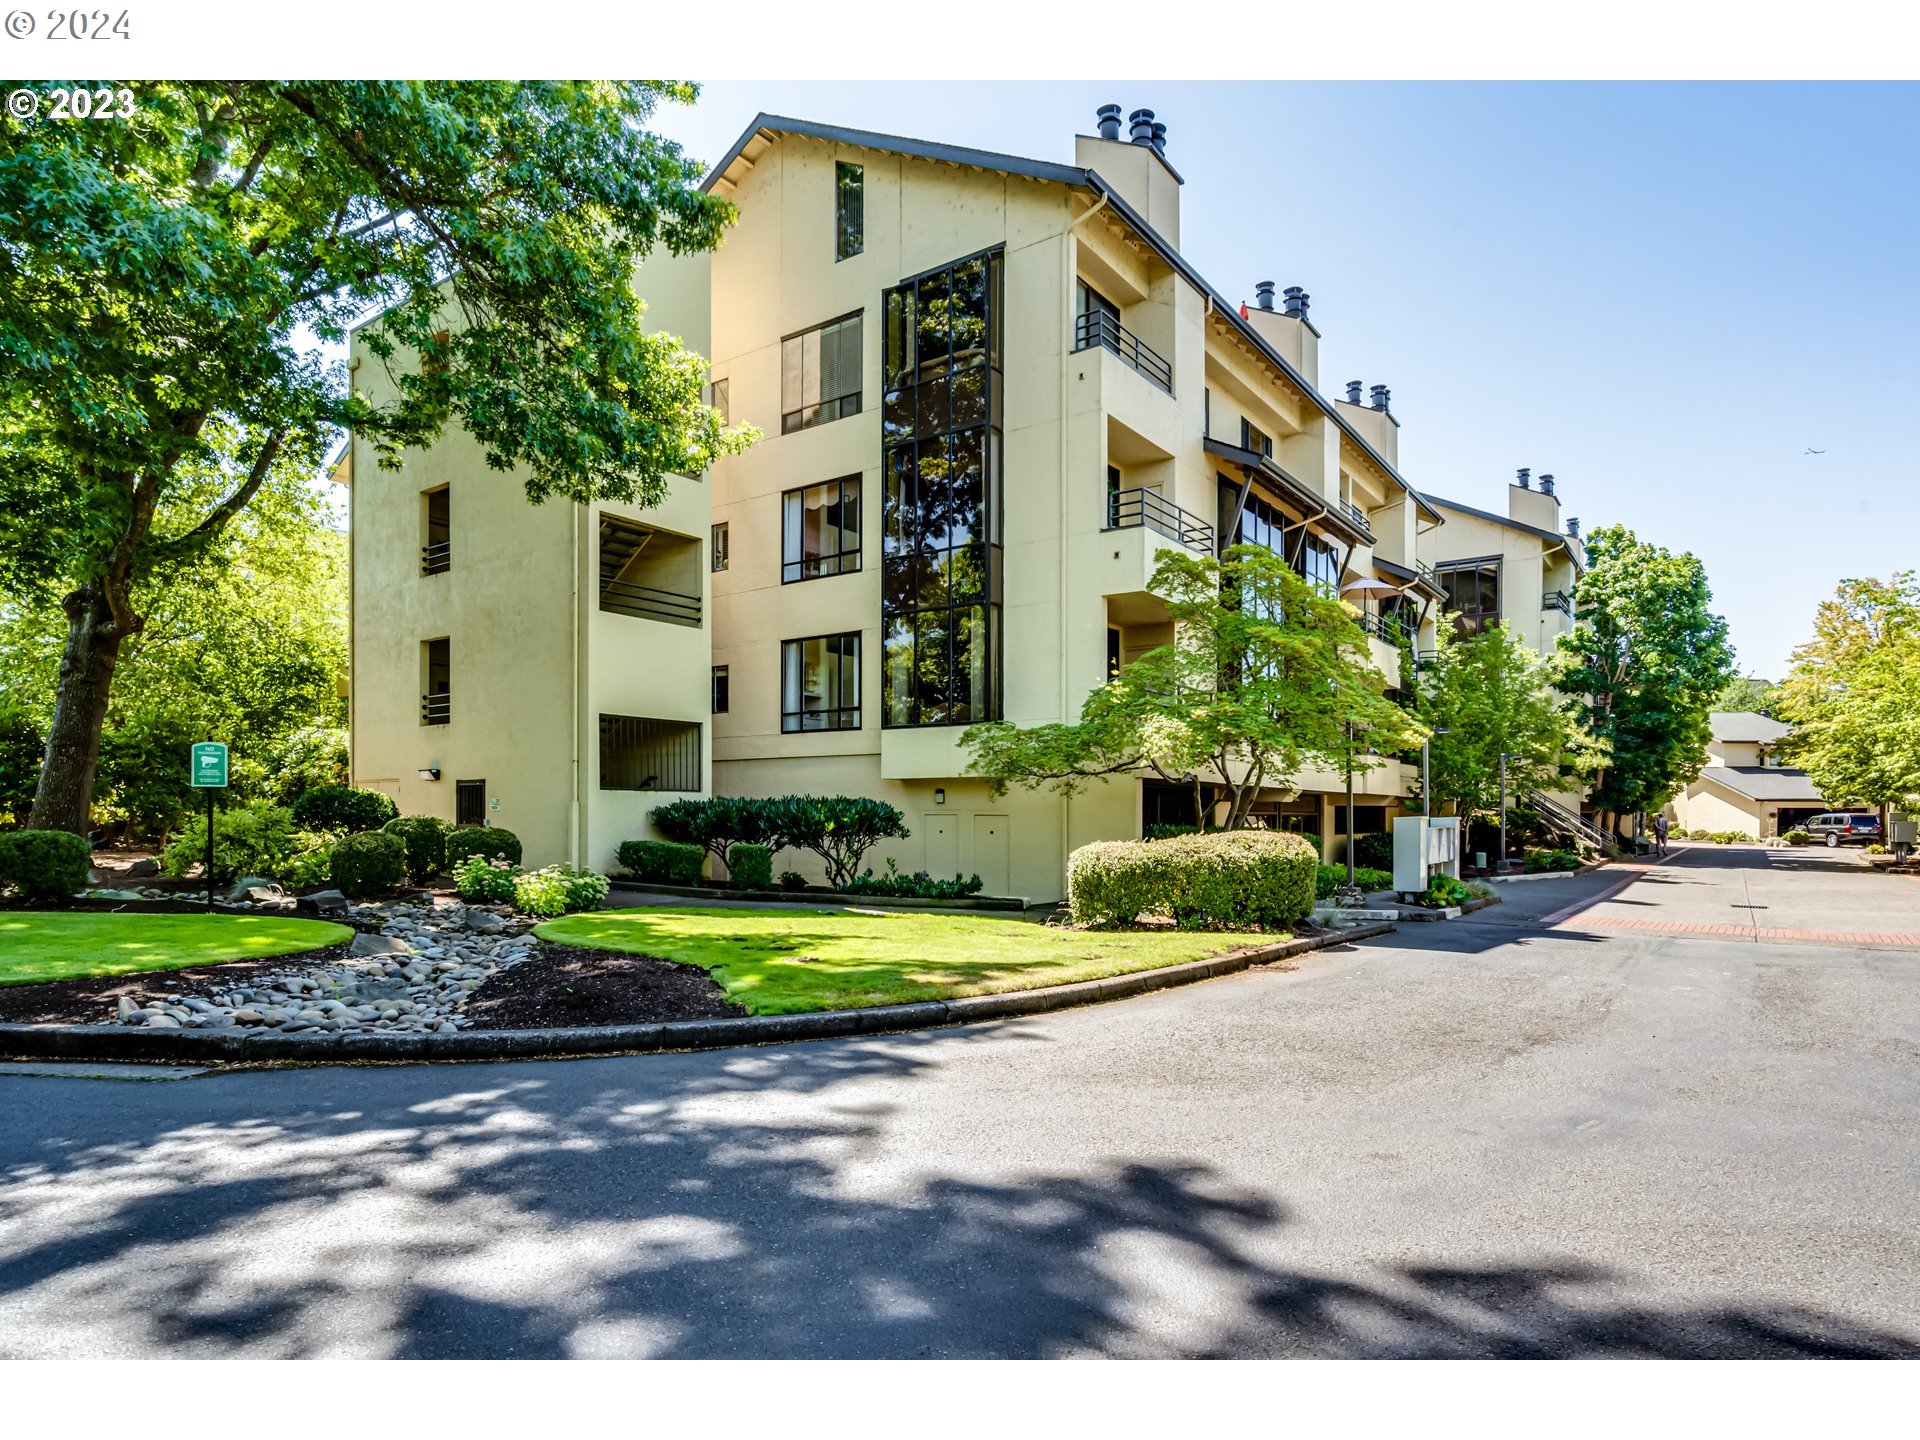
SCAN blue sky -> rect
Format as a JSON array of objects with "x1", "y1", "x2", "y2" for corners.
[{"x1": 650, "y1": 81, "x2": 1919, "y2": 682}]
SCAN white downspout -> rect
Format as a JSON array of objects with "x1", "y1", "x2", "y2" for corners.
[{"x1": 569, "y1": 505, "x2": 582, "y2": 868}]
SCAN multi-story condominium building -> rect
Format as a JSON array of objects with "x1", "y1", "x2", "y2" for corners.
[{"x1": 347, "y1": 106, "x2": 1457, "y2": 900}]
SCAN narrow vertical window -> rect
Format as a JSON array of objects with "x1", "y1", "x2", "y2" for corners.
[
  {"x1": 710, "y1": 377, "x2": 730, "y2": 428},
  {"x1": 711, "y1": 522, "x2": 729, "y2": 572},
  {"x1": 421, "y1": 486, "x2": 450, "y2": 575},
  {"x1": 456, "y1": 779, "x2": 485, "y2": 825},
  {"x1": 421, "y1": 638, "x2": 450, "y2": 726},
  {"x1": 712, "y1": 665, "x2": 729, "y2": 715},
  {"x1": 835, "y1": 162, "x2": 864, "y2": 260}
]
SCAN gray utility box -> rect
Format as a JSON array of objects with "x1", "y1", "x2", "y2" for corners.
[{"x1": 1393, "y1": 815, "x2": 1461, "y2": 895}]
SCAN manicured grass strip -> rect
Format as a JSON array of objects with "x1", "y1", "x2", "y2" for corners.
[
  {"x1": 0, "y1": 913, "x2": 354, "y2": 987},
  {"x1": 535, "y1": 907, "x2": 1280, "y2": 1015}
]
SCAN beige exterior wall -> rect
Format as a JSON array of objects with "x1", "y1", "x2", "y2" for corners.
[
  {"x1": 1418, "y1": 498, "x2": 1578, "y2": 659},
  {"x1": 1669, "y1": 782, "x2": 1763, "y2": 838}
]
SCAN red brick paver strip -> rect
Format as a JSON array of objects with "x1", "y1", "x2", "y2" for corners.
[{"x1": 1570, "y1": 916, "x2": 1920, "y2": 946}]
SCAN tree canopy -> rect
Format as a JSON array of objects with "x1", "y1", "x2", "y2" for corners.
[
  {"x1": 962, "y1": 546, "x2": 1426, "y2": 829},
  {"x1": 1418, "y1": 621, "x2": 1569, "y2": 821},
  {"x1": 1552, "y1": 524, "x2": 1734, "y2": 824},
  {"x1": 1, "y1": 80, "x2": 749, "y2": 832},
  {"x1": 1777, "y1": 572, "x2": 1920, "y2": 809},
  {"x1": 1714, "y1": 675, "x2": 1782, "y2": 715}
]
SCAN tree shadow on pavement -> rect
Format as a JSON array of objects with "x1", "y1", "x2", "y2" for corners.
[{"x1": 0, "y1": 1030, "x2": 1913, "y2": 1359}]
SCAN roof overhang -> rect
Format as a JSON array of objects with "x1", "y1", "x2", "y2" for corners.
[{"x1": 1205, "y1": 438, "x2": 1371, "y2": 547}]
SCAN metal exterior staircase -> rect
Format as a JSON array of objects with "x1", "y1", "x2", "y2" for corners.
[{"x1": 1525, "y1": 790, "x2": 1616, "y2": 855}]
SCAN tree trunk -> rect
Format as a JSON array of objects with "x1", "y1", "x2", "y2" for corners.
[{"x1": 27, "y1": 579, "x2": 135, "y2": 836}]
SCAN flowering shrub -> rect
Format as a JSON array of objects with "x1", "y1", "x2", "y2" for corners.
[
  {"x1": 1067, "y1": 830, "x2": 1316, "y2": 930},
  {"x1": 454, "y1": 854, "x2": 519, "y2": 904},
  {"x1": 511, "y1": 864, "x2": 609, "y2": 919}
]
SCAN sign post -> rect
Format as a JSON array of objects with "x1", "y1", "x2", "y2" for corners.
[{"x1": 189, "y1": 742, "x2": 229, "y2": 911}]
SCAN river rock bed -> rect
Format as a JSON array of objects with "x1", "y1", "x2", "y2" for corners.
[{"x1": 111, "y1": 898, "x2": 541, "y2": 1035}]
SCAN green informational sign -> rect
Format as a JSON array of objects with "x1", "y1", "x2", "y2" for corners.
[{"x1": 189, "y1": 741, "x2": 229, "y2": 789}]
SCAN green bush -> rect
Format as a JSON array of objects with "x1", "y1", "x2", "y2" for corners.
[
  {"x1": 512, "y1": 864, "x2": 609, "y2": 919},
  {"x1": 0, "y1": 829, "x2": 91, "y2": 901},
  {"x1": 778, "y1": 870, "x2": 808, "y2": 892},
  {"x1": 281, "y1": 836, "x2": 335, "y2": 890},
  {"x1": 1685, "y1": 828, "x2": 1711, "y2": 840},
  {"x1": 1783, "y1": 829, "x2": 1810, "y2": 846},
  {"x1": 1709, "y1": 829, "x2": 1752, "y2": 845},
  {"x1": 1523, "y1": 848, "x2": 1581, "y2": 873},
  {"x1": 328, "y1": 830, "x2": 406, "y2": 898},
  {"x1": 1353, "y1": 831, "x2": 1395, "y2": 871},
  {"x1": 161, "y1": 803, "x2": 299, "y2": 883},
  {"x1": 1465, "y1": 879, "x2": 1499, "y2": 899},
  {"x1": 615, "y1": 839, "x2": 704, "y2": 886},
  {"x1": 727, "y1": 842, "x2": 773, "y2": 890},
  {"x1": 1420, "y1": 872, "x2": 1473, "y2": 908},
  {"x1": 454, "y1": 853, "x2": 520, "y2": 904},
  {"x1": 291, "y1": 785, "x2": 398, "y2": 835},
  {"x1": 758, "y1": 795, "x2": 909, "y2": 888},
  {"x1": 1866, "y1": 843, "x2": 1888, "y2": 855},
  {"x1": 1314, "y1": 864, "x2": 1394, "y2": 899},
  {"x1": 843, "y1": 857, "x2": 983, "y2": 898},
  {"x1": 650, "y1": 795, "x2": 785, "y2": 867},
  {"x1": 1144, "y1": 824, "x2": 1202, "y2": 841},
  {"x1": 444, "y1": 825, "x2": 522, "y2": 867},
  {"x1": 1067, "y1": 829, "x2": 1317, "y2": 931},
  {"x1": 381, "y1": 815, "x2": 450, "y2": 879}
]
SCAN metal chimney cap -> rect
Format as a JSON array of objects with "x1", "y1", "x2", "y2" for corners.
[
  {"x1": 1254, "y1": 280, "x2": 1277, "y2": 310},
  {"x1": 1539, "y1": 474, "x2": 1557, "y2": 496},
  {"x1": 1150, "y1": 120, "x2": 1167, "y2": 156},
  {"x1": 1282, "y1": 286, "x2": 1309, "y2": 319},
  {"x1": 1369, "y1": 384, "x2": 1391, "y2": 412},
  {"x1": 1129, "y1": 108, "x2": 1156, "y2": 144},
  {"x1": 1346, "y1": 380, "x2": 1364, "y2": 404},
  {"x1": 1517, "y1": 467, "x2": 1531, "y2": 487},
  {"x1": 1566, "y1": 517, "x2": 1581, "y2": 537},
  {"x1": 1095, "y1": 104, "x2": 1123, "y2": 142}
]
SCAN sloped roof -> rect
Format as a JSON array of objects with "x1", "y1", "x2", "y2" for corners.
[
  {"x1": 1700, "y1": 766, "x2": 1824, "y2": 803},
  {"x1": 1419, "y1": 493, "x2": 1585, "y2": 572},
  {"x1": 1711, "y1": 711, "x2": 1792, "y2": 743}
]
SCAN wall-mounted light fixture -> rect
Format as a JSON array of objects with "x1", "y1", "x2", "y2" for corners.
[
  {"x1": 418, "y1": 767, "x2": 441, "y2": 781},
  {"x1": 934, "y1": 788, "x2": 946, "y2": 805}
]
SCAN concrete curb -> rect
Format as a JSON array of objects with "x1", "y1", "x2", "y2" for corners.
[
  {"x1": 604, "y1": 882, "x2": 1028, "y2": 913},
  {"x1": 0, "y1": 922, "x2": 1396, "y2": 1066}
]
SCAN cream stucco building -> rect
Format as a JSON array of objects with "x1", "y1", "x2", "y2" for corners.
[
  {"x1": 347, "y1": 106, "x2": 1465, "y2": 900},
  {"x1": 1667, "y1": 711, "x2": 1826, "y2": 839}
]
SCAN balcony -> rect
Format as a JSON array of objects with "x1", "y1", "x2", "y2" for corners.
[
  {"x1": 1542, "y1": 589, "x2": 1573, "y2": 616},
  {"x1": 1106, "y1": 487, "x2": 1213, "y2": 552},
  {"x1": 1337, "y1": 498, "x2": 1374, "y2": 542},
  {"x1": 599, "y1": 578, "x2": 702, "y2": 625},
  {"x1": 420, "y1": 541, "x2": 451, "y2": 576},
  {"x1": 1074, "y1": 310, "x2": 1172, "y2": 394},
  {"x1": 421, "y1": 692, "x2": 450, "y2": 726}
]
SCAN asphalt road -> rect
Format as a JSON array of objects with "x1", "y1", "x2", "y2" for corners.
[{"x1": 1, "y1": 843, "x2": 1915, "y2": 1358}]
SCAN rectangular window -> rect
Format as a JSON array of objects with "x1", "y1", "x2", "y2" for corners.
[
  {"x1": 782, "y1": 633, "x2": 861, "y2": 732},
  {"x1": 421, "y1": 637, "x2": 450, "y2": 726},
  {"x1": 1301, "y1": 531, "x2": 1340, "y2": 596},
  {"x1": 711, "y1": 522, "x2": 729, "y2": 572},
  {"x1": 455, "y1": 779, "x2": 485, "y2": 826},
  {"x1": 835, "y1": 161, "x2": 864, "y2": 261},
  {"x1": 711, "y1": 665, "x2": 729, "y2": 715},
  {"x1": 1107, "y1": 626, "x2": 1123, "y2": 680},
  {"x1": 781, "y1": 313, "x2": 862, "y2": 434},
  {"x1": 1241, "y1": 418, "x2": 1274, "y2": 458},
  {"x1": 881, "y1": 248, "x2": 1005, "y2": 727},
  {"x1": 599, "y1": 715, "x2": 702, "y2": 793},
  {"x1": 1203, "y1": 387, "x2": 1211, "y2": 439},
  {"x1": 710, "y1": 376, "x2": 730, "y2": 428},
  {"x1": 782, "y1": 476, "x2": 862, "y2": 583},
  {"x1": 1436, "y1": 558, "x2": 1502, "y2": 637},
  {"x1": 421, "y1": 487, "x2": 450, "y2": 575}
]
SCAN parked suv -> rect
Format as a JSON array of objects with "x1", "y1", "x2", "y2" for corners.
[{"x1": 1803, "y1": 812, "x2": 1882, "y2": 847}]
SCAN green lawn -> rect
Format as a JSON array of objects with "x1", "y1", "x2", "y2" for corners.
[
  {"x1": 0, "y1": 913, "x2": 353, "y2": 987},
  {"x1": 535, "y1": 907, "x2": 1280, "y2": 1014}
]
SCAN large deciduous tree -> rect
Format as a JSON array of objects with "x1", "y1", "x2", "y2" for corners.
[
  {"x1": 1777, "y1": 573, "x2": 1920, "y2": 810},
  {"x1": 1417, "y1": 621, "x2": 1568, "y2": 823},
  {"x1": 1553, "y1": 525, "x2": 1735, "y2": 832},
  {"x1": 1, "y1": 81, "x2": 747, "y2": 833},
  {"x1": 961, "y1": 546, "x2": 1426, "y2": 829}
]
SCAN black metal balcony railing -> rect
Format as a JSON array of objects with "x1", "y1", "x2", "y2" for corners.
[
  {"x1": 1074, "y1": 310, "x2": 1173, "y2": 393},
  {"x1": 421, "y1": 692, "x2": 450, "y2": 726},
  {"x1": 1107, "y1": 487, "x2": 1214, "y2": 552},
  {"x1": 421, "y1": 542, "x2": 451, "y2": 576},
  {"x1": 1338, "y1": 498, "x2": 1374, "y2": 539},
  {"x1": 599, "y1": 578, "x2": 702, "y2": 625},
  {"x1": 1542, "y1": 589, "x2": 1573, "y2": 615},
  {"x1": 1359, "y1": 611, "x2": 1411, "y2": 644}
]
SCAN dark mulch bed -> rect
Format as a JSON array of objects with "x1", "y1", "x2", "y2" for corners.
[
  {"x1": 463, "y1": 943, "x2": 741, "y2": 1030},
  {"x1": 0, "y1": 942, "x2": 357, "y2": 1026}
]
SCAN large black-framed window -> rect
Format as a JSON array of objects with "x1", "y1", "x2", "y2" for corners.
[
  {"x1": 782, "y1": 632, "x2": 861, "y2": 733},
  {"x1": 835, "y1": 162, "x2": 864, "y2": 261},
  {"x1": 881, "y1": 247, "x2": 1004, "y2": 727},
  {"x1": 782, "y1": 476, "x2": 862, "y2": 583},
  {"x1": 782, "y1": 312, "x2": 862, "y2": 434},
  {"x1": 1436, "y1": 558, "x2": 1501, "y2": 636}
]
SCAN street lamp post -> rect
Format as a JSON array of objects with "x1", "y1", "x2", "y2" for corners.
[{"x1": 1499, "y1": 751, "x2": 1510, "y2": 871}]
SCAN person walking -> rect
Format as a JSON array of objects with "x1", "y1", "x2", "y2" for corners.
[{"x1": 1653, "y1": 812, "x2": 1670, "y2": 857}]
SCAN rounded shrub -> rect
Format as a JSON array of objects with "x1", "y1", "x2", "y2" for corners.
[
  {"x1": 382, "y1": 815, "x2": 450, "y2": 879},
  {"x1": 512, "y1": 864, "x2": 610, "y2": 919},
  {"x1": 454, "y1": 853, "x2": 520, "y2": 904},
  {"x1": 328, "y1": 830, "x2": 406, "y2": 898},
  {"x1": 160, "y1": 803, "x2": 298, "y2": 883},
  {"x1": 727, "y1": 842, "x2": 773, "y2": 890},
  {"x1": 291, "y1": 785, "x2": 399, "y2": 835},
  {"x1": 444, "y1": 825, "x2": 522, "y2": 867},
  {"x1": 1067, "y1": 830, "x2": 1318, "y2": 930},
  {"x1": 614, "y1": 839, "x2": 704, "y2": 886},
  {"x1": 0, "y1": 829, "x2": 92, "y2": 902}
]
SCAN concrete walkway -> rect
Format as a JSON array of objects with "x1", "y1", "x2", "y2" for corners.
[{"x1": 0, "y1": 845, "x2": 1915, "y2": 1357}]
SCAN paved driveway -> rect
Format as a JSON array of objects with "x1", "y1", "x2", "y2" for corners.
[{"x1": 0, "y1": 845, "x2": 1915, "y2": 1357}]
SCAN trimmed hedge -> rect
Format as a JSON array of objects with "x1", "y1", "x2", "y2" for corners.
[
  {"x1": 0, "y1": 829, "x2": 91, "y2": 902},
  {"x1": 381, "y1": 815, "x2": 450, "y2": 879},
  {"x1": 329, "y1": 830, "x2": 406, "y2": 898},
  {"x1": 616, "y1": 839, "x2": 705, "y2": 886},
  {"x1": 1068, "y1": 829, "x2": 1318, "y2": 931},
  {"x1": 290, "y1": 785, "x2": 398, "y2": 835},
  {"x1": 1315, "y1": 863, "x2": 1394, "y2": 899},
  {"x1": 444, "y1": 825, "x2": 522, "y2": 867},
  {"x1": 1523, "y1": 847, "x2": 1581, "y2": 873},
  {"x1": 727, "y1": 842, "x2": 773, "y2": 890}
]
